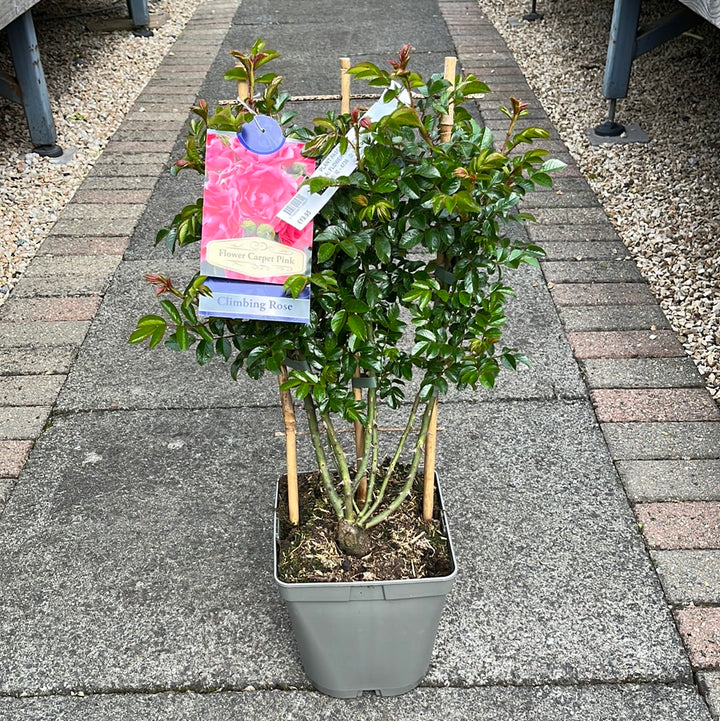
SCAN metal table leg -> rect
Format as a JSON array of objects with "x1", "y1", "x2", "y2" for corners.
[
  {"x1": 5, "y1": 10, "x2": 62, "y2": 157},
  {"x1": 127, "y1": 0, "x2": 152, "y2": 36},
  {"x1": 596, "y1": 0, "x2": 699, "y2": 136}
]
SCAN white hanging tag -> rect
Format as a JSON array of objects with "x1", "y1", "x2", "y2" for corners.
[{"x1": 277, "y1": 87, "x2": 411, "y2": 231}]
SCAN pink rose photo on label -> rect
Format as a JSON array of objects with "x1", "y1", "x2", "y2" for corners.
[{"x1": 201, "y1": 129, "x2": 315, "y2": 284}]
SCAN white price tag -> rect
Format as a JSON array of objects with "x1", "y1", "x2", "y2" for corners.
[{"x1": 277, "y1": 88, "x2": 410, "y2": 231}]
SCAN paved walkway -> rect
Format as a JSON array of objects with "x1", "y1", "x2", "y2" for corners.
[{"x1": 0, "y1": 0, "x2": 718, "y2": 718}]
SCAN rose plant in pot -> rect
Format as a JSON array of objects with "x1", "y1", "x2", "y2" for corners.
[{"x1": 130, "y1": 41, "x2": 563, "y2": 698}]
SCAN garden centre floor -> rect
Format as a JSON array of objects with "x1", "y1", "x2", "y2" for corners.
[{"x1": 1, "y1": 0, "x2": 719, "y2": 718}]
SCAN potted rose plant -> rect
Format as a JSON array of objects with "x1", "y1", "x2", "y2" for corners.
[{"x1": 130, "y1": 40, "x2": 563, "y2": 697}]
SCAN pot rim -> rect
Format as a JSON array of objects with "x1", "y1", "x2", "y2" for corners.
[{"x1": 273, "y1": 471, "x2": 457, "y2": 589}]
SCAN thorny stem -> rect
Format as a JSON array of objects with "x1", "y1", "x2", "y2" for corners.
[
  {"x1": 358, "y1": 397, "x2": 380, "y2": 516},
  {"x1": 303, "y1": 395, "x2": 343, "y2": 520},
  {"x1": 352, "y1": 384, "x2": 376, "y2": 493},
  {"x1": 321, "y1": 411, "x2": 355, "y2": 522},
  {"x1": 356, "y1": 392, "x2": 422, "y2": 525},
  {"x1": 364, "y1": 395, "x2": 435, "y2": 530}
]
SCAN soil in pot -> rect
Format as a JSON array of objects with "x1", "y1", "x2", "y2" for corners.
[{"x1": 276, "y1": 464, "x2": 453, "y2": 584}]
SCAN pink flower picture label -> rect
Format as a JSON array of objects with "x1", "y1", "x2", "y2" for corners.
[{"x1": 201, "y1": 129, "x2": 315, "y2": 284}]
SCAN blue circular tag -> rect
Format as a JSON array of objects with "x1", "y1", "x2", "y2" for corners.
[{"x1": 237, "y1": 115, "x2": 285, "y2": 154}]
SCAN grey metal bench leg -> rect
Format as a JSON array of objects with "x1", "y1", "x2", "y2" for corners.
[
  {"x1": 523, "y1": 0, "x2": 543, "y2": 22},
  {"x1": 6, "y1": 11, "x2": 62, "y2": 157},
  {"x1": 595, "y1": 0, "x2": 699, "y2": 136},
  {"x1": 595, "y1": 0, "x2": 641, "y2": 136},
  {"x1": 127, "y1": 0, "x2": 152, "y2": 36}
]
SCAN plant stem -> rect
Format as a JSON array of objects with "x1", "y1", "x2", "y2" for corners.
[
  {"x1": 353, "y1": 385, "x2": 376, "y2": 493},
  {"x1": 364, "y1": 396, "x2": 435, "y2": 530},
  {"x1": 356, "y1": 392, "x2": 421, "y2": 524},
  {"x1": 320, "y1": 411, "x2": 355, "y2": 522},
  {"x1": 302, "y1": 395, "x2": 343, "y2": 520}
]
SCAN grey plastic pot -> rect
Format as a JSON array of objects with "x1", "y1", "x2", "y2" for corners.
[{"x1": 274, "y1": 475, "x2": 457, "y2": 698}]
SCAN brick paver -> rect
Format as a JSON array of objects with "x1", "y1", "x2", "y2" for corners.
[
  {"x1": 0, "y1": 376, "x2": 66, "y2": 406},
  {"x1": 0, "y1": 406, "x2": 51, "y2": 440},
  {"x1": 581, "y1": 357, "x2": 707, "y2": 389},
  {"x1": 635, "y1": 502, "x2": 720, "y2": 549},
  {"x1": 0, "y1": 439, "x2": 33, "y2": 478},
  {"x1": 0, "y1": 296, "x2": 102, "y2": 322},
  {"x1": 559, "y1": 305, "x2": 669, "y2": 332},
  {"x1": 675, "y1": 607, "x2": 720, "y2": 668},
  {"x1": 651, "y1": 550, "x2": 720, "y2": 604},
  {"x1": 38, "y1": 236, "x2": 131, "y2": 256},
  {"x1": 568, "y1": 330, "x2": 686, "y2": 359},
  {"x1": 618, "y1": 460, "x2": 720, "y2": 502},
  {"x1": 591, "y1": 388, "x2": 720, "y2": 423},
  {"x1": 551, "y1": 282, "x2": 657, "y2": 306},
  {"x1": 543, "y1": 260, "x2": 643, "y2": 284}
]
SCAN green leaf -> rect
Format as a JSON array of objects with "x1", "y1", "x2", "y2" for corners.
[
  {"x1": 176, "y1": 326, "x2": 189, "y2": 352},
  {"x1": 196, "y1": 340, "x2": 214, "y2": 365},
  {"x1": 374, "y1": 235, "x2": 391, "y2": 262},
  {"x1": 539, "y1": 158, "x2": 567, "y2": 173},
  {"x1": 317, "y1": 242, "x2": 335, "y2": 262},
  {"x1": 160, "y1": 300, "x2": 182, "y2": 325},
  {"x1": 129, "y1": 315, "x2": 167, "y2": 345},
  {"x1": 331, "y1": 309, "x2": 347, "y2": 334},
  {"x1": 347, "y1": 314, "x2": 366, "y2": 339},
  {"x1": 216, "y1": 337, "x2": 233, "y2": 361},
  {"x1": 416, "y1": 163, "x2": 442, "y2": 179}
]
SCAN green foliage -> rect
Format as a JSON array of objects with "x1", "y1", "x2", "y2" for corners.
[{"x1": 131, "y1": 42, "x2": 565, "y2": 534}]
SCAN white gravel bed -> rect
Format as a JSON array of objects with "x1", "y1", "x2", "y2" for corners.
[
  {"x1": 0, "y1": 0, "x2": 203, "y2": 300},
  {"x1": 479, "y1": 0, "x2": 720, "y2": 400}
]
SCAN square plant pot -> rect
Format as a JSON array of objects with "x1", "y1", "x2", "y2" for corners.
[{"x1": 274, "y1": 474, "x2": 457, "y2": 698}]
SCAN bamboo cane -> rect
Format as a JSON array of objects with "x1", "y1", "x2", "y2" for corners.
[
  {"x1": 237, "y1": 78, "x2": 249, "y2": 103},
  {"x1": 424, "y1": 57, "x2": 457, "y2": 521},
  {"x1": 278, "y1": 366, "x2": 299, "y2": 525},
  {"x1": 423, "y1": 396, "x2": 439, "y2": 521},
  {"x1": 439, "y1": 56, "x2": 457, "y2": 143},
  {"x1": 340, "y1": 57, "x2": 351, "y2": 114}
]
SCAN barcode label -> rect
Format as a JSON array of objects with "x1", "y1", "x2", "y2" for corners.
[{"x1": 277, "y1": 86, "x2": 410, "y2": 231}]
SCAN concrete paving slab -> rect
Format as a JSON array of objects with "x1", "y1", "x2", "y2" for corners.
[
  {"x1": 0, "y1": 408, "x2": 301, "y2": 696},
  {"x1": 0, "y1": 684, "x2": 712, "y2": 721},
  {"x1": 433, "y1": 400, "x2": 690, "y2": 686},
  {"x1": 55, "y1": 260, "x2": 278, "y2": 412},
  {"x1": 56, "y1": 260, "x2": 585, "y2": 412}
]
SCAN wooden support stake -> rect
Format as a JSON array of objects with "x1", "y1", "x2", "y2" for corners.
[
  {"x1": 439, "y1": 56, "x2": 457, "y2": 143},
  {"x1": 353, "y1": 364, "x2": 367, "y2": 505},
  {"x1": 340, "y1": 57, "x2": 351, "y2": 114},
  {"x1": 423, "y1": 395, "x2": 439, "y2": 521},
  {"x1": 237, "y1": 77, "x2": 249, "y2": 103},
  {"x1": 278, "y1": 366, "x2": 299, "y2": 525},
  {"x1": 424, "y1": 57, "x2": 456, "y2": 520}
]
